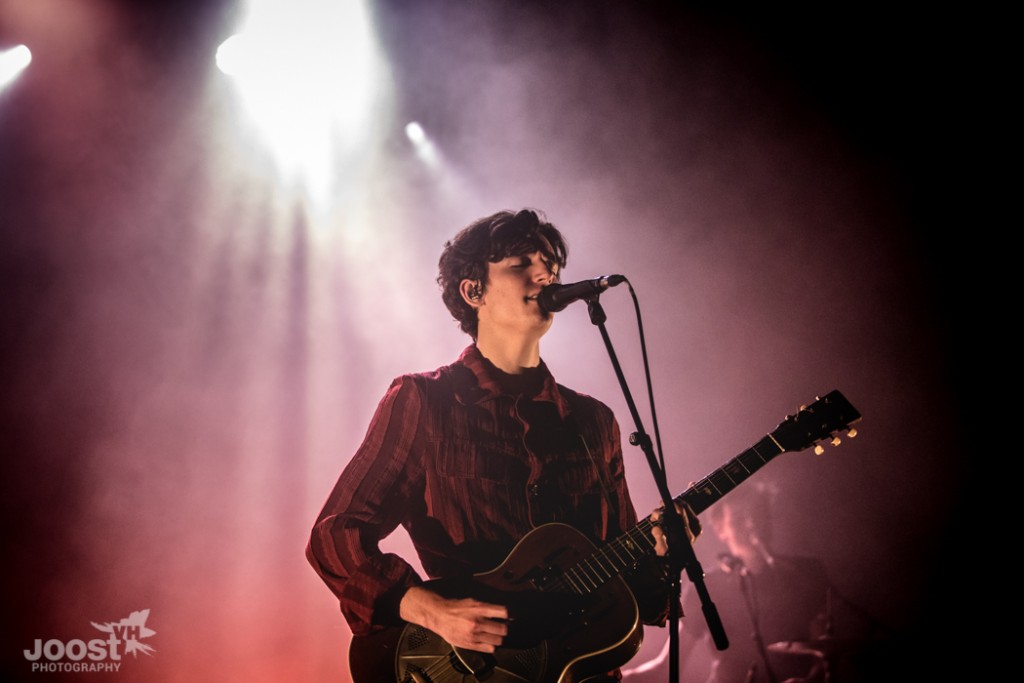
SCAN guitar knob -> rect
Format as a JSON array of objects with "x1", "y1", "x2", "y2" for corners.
[{"x1": 814, "y1": 444, "x2": 825, "y2": 455}]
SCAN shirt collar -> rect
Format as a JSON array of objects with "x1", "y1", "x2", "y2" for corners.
[{"x1": 453, "y1": 344, "x2": 571, "y2": 418}]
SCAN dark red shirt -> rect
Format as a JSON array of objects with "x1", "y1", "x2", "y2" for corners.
[{"x1": 307, "y1": 345, "x2": 666, "y2": 636}]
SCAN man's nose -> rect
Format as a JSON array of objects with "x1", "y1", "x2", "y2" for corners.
[
  {"x1": 533, "y1": 268, "x2": 556, "y2": 285},
  {"x1": 531, "y1": 261, "x2": 556, "y2": 285}
]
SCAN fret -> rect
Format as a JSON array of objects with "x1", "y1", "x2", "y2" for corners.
[
  {"x1": 622, "y1": 527, "x2": 642, "y2": 552},
  {"x1": 722, "y1": 460, "x2": 750, "y2": 482},
  {"x1": 583, "y1": 556, "x2": 609, "y2": 582},
  {"x1": 633, "y1": 526, "x2": 655, "y2": 551},
  {"x1": 606, "y1": 542, "x2": 630, "y2": 570},
  {"x1": 563, "y1": 570, "x2": 584, "y2": 594},
  {"x1": 731, "y1": 455, "x2": 753, "y2": 474},
  {"x1": 618, "y1": 537, "x2": 641, "y2": 563},
  {"x1": 703, "y1": 476, "x2": 723, "y2": 495},
  {"x1": 569, "y1": 565, "x2": 595, "y2": 592},
  {"x1": 708, "y1": 469, "x2": 736, "y2": 492},
  {"x1": 750, "y1": 438, "x2": 779, "y2": 463},
  {"x1": 591, "y1": 552, "x2": 614, "y2": 578}
]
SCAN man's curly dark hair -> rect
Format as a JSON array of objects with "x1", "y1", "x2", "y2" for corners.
[{"x1": 438, "y1": 209, "x2": 568, "y2": 339}]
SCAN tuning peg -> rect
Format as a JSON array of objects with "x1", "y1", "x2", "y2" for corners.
[
  {"x1": 814, "y1": 444, "x2": 825, "y2": 455},
  {"x1": 830, "y1": 436, "x2": 841, "y2": 447},
  {"x1": 847, "y1": 428, "x2": 857, "y2": 438}
]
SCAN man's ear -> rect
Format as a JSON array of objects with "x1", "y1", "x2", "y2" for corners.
[{"x1": 460, "y1": 279, "x2": 483, "y2": 306}]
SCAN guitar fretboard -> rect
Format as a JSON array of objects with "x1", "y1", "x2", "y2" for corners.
[
  {"x1": 548, "y1": 434, "x2": 783, "y2": 596},
  {"x1": 678, "y1": 435, "x2": 783, "y2": 515}
]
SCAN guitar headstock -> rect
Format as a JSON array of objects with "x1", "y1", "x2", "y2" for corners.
[{"x1": 771, "y1": 390, "x2": 861, "y2": 454}]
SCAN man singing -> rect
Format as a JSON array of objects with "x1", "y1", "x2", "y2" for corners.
[{"x1": 307, "y1": 208, "x2": 697, "y2": 681}]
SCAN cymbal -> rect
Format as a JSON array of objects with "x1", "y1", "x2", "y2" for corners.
[{"x1": 767, "y1": 636, "x2": 865, "y2": 658}]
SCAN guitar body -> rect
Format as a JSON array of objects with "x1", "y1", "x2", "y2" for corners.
[{"x1": 350, "y1": 523, "x2": 642, "y2": 683}]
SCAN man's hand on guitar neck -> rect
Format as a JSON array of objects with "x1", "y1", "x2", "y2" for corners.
[
  {"x1": 650, "y1": 501, "x2": 702, "y2": 557},
  {"x1": 399, "y1": 585, "x2": 509, "y2": 653}
]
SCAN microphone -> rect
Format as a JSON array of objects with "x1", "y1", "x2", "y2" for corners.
[{"x1": 536, "y1": 275, "x2": 625, "y2": 313}]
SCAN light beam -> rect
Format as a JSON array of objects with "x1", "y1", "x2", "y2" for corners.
[
  {"x1": 216, "y1": 0, "x2": 389, "y2": 208},
  {"x1": 0, "y1": 44, "x2": 32, "y2": 91}
]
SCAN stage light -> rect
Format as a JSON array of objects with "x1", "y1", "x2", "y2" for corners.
[
  {"x1": 216, "y1": 0, "x2": 388, "y2": 207},
  {"x1": 1, "y1": 44, "x2": 32, "y2": 90},
  {"x1": 404, "y1": 120, "x2": 440, "y2": 168},
  {"x1": 404, "y1": 121, "x2": 426, "y2": 145}
]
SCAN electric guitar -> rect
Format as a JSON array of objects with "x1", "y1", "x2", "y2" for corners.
[{"x1": 349, "y1": 390, "x2": 861, "y2": 683}]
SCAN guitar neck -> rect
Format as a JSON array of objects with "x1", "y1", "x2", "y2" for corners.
[
  {"x1": 563, "y1": 390, "x2": 858, "y2": 594},
  {"x1": 674, "y1": 434, "x2": 783, "y2": 515},
  {"x1": 590, "y1": 434, "x2": 783, "y2": 585}
]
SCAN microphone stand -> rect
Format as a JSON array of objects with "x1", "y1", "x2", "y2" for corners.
[{"x1": 585, "y1": 296, "x2": 728, "y2": 682}]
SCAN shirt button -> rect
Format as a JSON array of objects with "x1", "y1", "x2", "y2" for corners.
[{"x1": 528, "y1": 484, "x2": 541, "y2": 497}]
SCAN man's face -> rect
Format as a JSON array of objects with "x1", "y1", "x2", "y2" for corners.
[{"x1": 475, "y1": 247, "x2": 560, "y2": 339}]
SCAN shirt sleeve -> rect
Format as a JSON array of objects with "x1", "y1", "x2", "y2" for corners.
[{"x1": 305, "y1": 376, "x2": 426, "y2": 635}]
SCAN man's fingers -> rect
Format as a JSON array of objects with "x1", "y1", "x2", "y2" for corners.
[
  {"x1": 649, "y1": 502, "x2": 701, "y2": 555},
  {"x1": 472, "y1": 602, "x2": 509, "y2": 621},
  {"x1": 445, "y1": 600, "x2": 511, "y2": 651},
  {"x1": 474, "y1": 615, "x2": 509, "y2": 638},
  {"x1": 473, "y1": 625, "x2": 506, "y2": 644}
]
